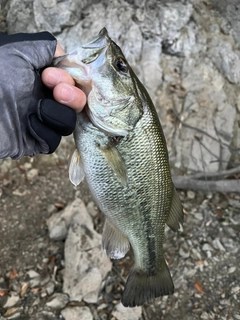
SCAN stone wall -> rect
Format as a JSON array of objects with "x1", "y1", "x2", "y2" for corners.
[{"x1": 4, "y1": 0, "x2": 240, "y2": 173}]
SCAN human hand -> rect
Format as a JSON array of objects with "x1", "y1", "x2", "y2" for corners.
[
  {"x1": 41, "y1": 44, "x2": 86, "y2": 112},
  {"x1": 0, "y1": 32, "x2": 86, "y2": 160}
]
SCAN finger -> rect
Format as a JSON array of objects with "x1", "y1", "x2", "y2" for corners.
[
  {"x1": 53, "y1": 83, "x2": 86, "y2": 112},
  {"x1": 54, "y1": 44, "x2": 65, "y2": 57},
  {"x1": 42, "y1": 67, "x2": 75, "y2": 88}
]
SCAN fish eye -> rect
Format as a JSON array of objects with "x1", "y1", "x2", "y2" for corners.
[{"x1": 114, "y1": 57, "x2": 128, "y2": 73}]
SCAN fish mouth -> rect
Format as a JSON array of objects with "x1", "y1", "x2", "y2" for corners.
[
  {"x1": 79, "y1": 28, "x2": 109, "y2": 64},
  {"x1": 82, "y1": 28, "x2": 109, "y2": 49},
  {"x1": 53, "y1": 28, "x2": 108, "y2": 65},
  {"x1": 57, "y1": 28, "x2": 109, "y2": 67}
]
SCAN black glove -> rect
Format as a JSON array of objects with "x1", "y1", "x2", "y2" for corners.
[{"x1": 0, "y1": 32, "x2": 76, "y2": 159}]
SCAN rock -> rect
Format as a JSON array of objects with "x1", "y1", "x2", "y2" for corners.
[
  {"x1": 3, "y1": 292, "x2": 19, "y2": 308},
  {"x1": 27, "y1": 270, "x2": 40, "y2": 288},
  {"x1": 47, "y1": 198, "x2": 85, "y2": 241},
  {"x1": 7, "y1": 0, "x2": 37, "y2": 33},
  {"x1": 46, "y1": 293, "x2": 69, "y2": 309},
  {"x1": 202, "y1": 243, "x2": 214, "y2": 251},
  {"x1": 228, "y1": 266, "x2": 236, "y2": 274},
  {"x1": 187, "y1": 190, "x2": 196, "y2": 199},
  {"x1": 211, "y1": 0, "x2": 240, "y2": 46},
  {"x1": 33, "y1": 0, "x2": 86, "y2": 34},
  {"x1": 26, "y1": 270, "x2": 50, "y2": 289},
  {"x1": 45, "y1": 281, "x2": 55, "y2": 296},
  {"x1": 63, "y1": 199, "x2": 112, "y2": 303},
  {"x1": 32, "y1": 310, "x2": 57, "y2": 320},
  {"x1": 173, "y1": 55, "x2": 236, "y2": 172},
  {"x1": 86, "y1": 201, "x2": 98, "y2": 218},
  {"x1": 48, "y1": 221, "x2": 68, "y2": 241},
  {"x1": 112, "y1": 303, "x2": 142, "y2": 320},
  {"x1": 47, "y1": 204, "x2": 57, "y2": 215},
  {"x1": 179, "y1": 244, "x2": 190, "y2": 258},
  {"x1": 27, "y1": 270, "x2": 39, "y2": 278},
  {"x1": 194, "y1": 213, "x2": 203, "y2": 221},
  {"x1": 26, "y1": 168, "x2": 39, "y2": 180},
  {"x1": 209, "y1": 39, "x2": 240, "y2": 84},
  {"x1": 212, "y1": 238, "x2": 226, "y2": 251},
  {"x1": 61, "y1": 306, "x2": 93, "y2": 320},
  {"x1": 22, "y1": 162, "x2": 32, "y2": 170}
]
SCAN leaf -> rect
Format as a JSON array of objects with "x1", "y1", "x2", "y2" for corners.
[
  {"x1": 20, "y1": 282, "x2": 30, "y2": 297},
  {"x1": 0, "y1": 289, "x2": 8, "y2": 296},
  {"x1": 194, "y1": 281, "x2": 204, "y2": 294}
]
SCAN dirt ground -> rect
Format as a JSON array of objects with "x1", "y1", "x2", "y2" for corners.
[{"x1": 0, "y1": 150, "x2": 240, "y2": 320}]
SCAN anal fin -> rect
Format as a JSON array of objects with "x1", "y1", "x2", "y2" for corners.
[
  {"x1": 166, "y1": 186, "x2": 184, "y2": 232},
  {"x1": 102, "y1": 218, "x2": 130, "y2": 260},
  {"x1": 122, "y1": 257, "x2": 174, "y2": 307}
]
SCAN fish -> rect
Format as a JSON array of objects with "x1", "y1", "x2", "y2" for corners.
[{"x1": 53, "y1": 28, "x2": 183, "y2": 307}]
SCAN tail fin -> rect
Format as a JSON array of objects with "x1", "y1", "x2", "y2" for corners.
[{"x1": 121, "y1": 258, "x2": 174, "y2": 307}]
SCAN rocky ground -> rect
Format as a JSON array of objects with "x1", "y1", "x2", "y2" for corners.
[
  {"x1": 0, "y1": 146, "x2": 239, "y2": 320},
  {"x1": 0, "y1": 0, "x2": 240, "y2": 319}
]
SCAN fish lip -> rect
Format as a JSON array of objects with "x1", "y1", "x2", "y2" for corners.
[{"x1": 82, "y1": 27, "x2": 109, "y2": 50}]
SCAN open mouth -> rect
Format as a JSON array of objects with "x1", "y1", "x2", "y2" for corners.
[{"x1": 82, "y1": 28, "x2": 109, "y2": 49}]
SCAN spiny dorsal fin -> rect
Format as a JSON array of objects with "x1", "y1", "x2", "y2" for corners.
[
  {"x1": 166, "y1": 187, "x2": 184, "y2": 232},
  {"x1": 122, "y1": 257, "x2": 174, "y2": 307},
  {"x1": 69, "y1": 149, "x2": 85, "y2": 186},
  {"x1": 98, "y1": 144, "x2": 127, "y2": 185},
  {"x1": 102, "y1": 218, "x2": 130, "y2": 260}
]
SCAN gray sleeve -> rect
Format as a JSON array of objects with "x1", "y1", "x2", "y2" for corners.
[{"x1": 0, "y1": 34, "x2": 57, "y2": 159}]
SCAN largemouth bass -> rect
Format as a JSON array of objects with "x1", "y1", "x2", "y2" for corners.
[{"x1": 53, "y1": 28, "x2": 183, "y2": 307}]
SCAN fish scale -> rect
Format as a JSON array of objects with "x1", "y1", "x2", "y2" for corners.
[{"x1": 53, "y1": 27, "x2": 183, "y2": 307}]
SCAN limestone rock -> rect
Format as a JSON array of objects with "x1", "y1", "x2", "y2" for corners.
[
  {"x1": 62, "y1": 199, "x2": 112, "y2": 303},
  {"x1": 209, "y1": 39, "x2": 240, "y2": 84},
  {"x1": 112, "y1": 303, "x2": 142, "y2": 320},
  {"x1": 61, "y1": 306, "x2": 93, "y2": 320},
  {"x1": 7, "y1": 0, "x2": 37, "y2": 33},
  {"x1": 46, "y1": 293, "x2": 69, "y2": 309},
  {"x1": 6, "y1": 0, "x2": 240, "y2": 174},
  {"x1": 3, "y1": 292, "x2": 19, "y2": 308},
  {"x1": 47, "y1": 198, "x2": 85, "y2": 241},
  {"x1": 33, "y1": 0, "x2": 87, "y2": 34}
]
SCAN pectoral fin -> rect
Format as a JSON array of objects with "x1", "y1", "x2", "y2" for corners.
[
  {"x1": 98, "y1": 144, "x2": 127, "y2": 185},
  {"x1": 69, "y1": 149, "x2": 85, "y2": 186},
  {"x1": 166, "y1": 187, "x2": 184, "y2": 232},
  {"x1": 102, "y1": 218, "x2": 130, "y2": 260}
]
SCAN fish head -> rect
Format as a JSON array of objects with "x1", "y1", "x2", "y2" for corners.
[{"x1": 54, "y1": 28, "x2": 143, "y2": 136}]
